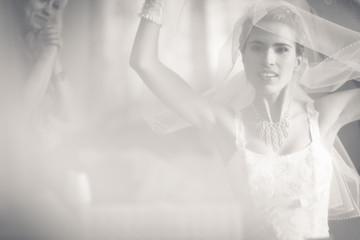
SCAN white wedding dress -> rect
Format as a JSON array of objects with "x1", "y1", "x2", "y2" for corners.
[{"x1": 229, "y1": 102, "x2": 333, "y2": 240}]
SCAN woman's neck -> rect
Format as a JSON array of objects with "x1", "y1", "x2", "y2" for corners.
[{"x1": 252, "y1": 86, "x2": 292, "y2": 122}]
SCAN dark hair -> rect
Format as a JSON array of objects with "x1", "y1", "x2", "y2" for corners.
[{"x1": 239, "y1": 6, "x2": 305, "y2": 56}]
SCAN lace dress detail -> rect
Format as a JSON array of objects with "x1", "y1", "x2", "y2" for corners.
[{"x1": 232, "y1": 103, "x2": 333, "y2": 240}]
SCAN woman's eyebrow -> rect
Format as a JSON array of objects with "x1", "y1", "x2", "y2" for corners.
[
  {"x1": 248, "y1": 41, "x2": 293, "y2": 48},
  {"x1": 274, "y1": 43, "x2": 293, "y2": 48},
  {"x1": 248, "y1": 40, "x2": 264, "y2": 45}
]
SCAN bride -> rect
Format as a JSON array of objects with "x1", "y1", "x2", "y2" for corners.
[{"x1": 130, "y1": 0, "x2": 360, "y2": 239}]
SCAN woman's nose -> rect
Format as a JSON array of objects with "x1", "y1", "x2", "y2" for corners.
[
  {"x1": 263, "y1": 49, "x2": 276, "y2": 66},
  {"x1": 42, "y1": 3, "x2": 53, "y2": 16}
]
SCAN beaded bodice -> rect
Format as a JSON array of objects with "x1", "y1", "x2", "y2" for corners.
[{"x1": 232, "y1": 103, "x2": 333, "y2": 240}]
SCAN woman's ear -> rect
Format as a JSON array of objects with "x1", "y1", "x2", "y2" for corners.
[{"x1": 294, "y1": 55, "x2": 303, "y2": 72}]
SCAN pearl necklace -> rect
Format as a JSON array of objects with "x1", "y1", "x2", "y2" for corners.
[{"x1": 251, "y1": 99, "x2": 292, "y2": 152}]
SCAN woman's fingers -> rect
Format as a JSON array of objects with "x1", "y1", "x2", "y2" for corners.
[
  {"x1": 38, "y1": 26, "x2": 63, "y2": 49},
  {"x1": 44, "y1": 25, "x2": 60, "y2": 34}
]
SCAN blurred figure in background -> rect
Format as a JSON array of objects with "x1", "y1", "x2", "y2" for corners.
[
  {"x1": 11, "y1": 0, "x2": 74, "y2": 128},
  {"x1": 0, "y1": 0, "x2": 83, "y2": 239}
]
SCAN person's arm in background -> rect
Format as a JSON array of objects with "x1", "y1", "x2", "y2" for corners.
[
  {"x1": 24, "y1": 25, "x2": 60, "y2": 115},
  {"x1": 50, "y1": 56, "x2": 76, "y2": 121},
  {"x1": 24, "y1": 24, "x2": 75, "y2": 122}
]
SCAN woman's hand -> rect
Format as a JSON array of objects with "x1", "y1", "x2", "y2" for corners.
[{"x1": 33, "y1": 24, "x2": 63, "y2": 55}]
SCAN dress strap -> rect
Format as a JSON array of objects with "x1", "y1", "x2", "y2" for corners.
[
  {"x1": 306, "y1": 102, "x2": 320, "y2": 143},
  {"x1": 234, "y1": 112, "x2": 246, "y2": 148}
]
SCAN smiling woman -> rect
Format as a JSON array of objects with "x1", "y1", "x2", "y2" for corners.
[
  {"x1": 17, "y1": 0, "x2": 68, "y2": 33},
  {"x1": 130, "y1": 0, "x2": 360, "y2": 239},
  {"x1": 242, "y1": 23, "x2": 302, "y2": 96}
]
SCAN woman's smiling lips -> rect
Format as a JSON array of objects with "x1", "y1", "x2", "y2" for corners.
[{"x1": 258, "y1": 70, "x2": 279, "y2": 80}]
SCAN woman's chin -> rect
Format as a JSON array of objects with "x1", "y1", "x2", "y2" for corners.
[{"x1": 253, "y1": 84, "x2": 288, "y2": 96}]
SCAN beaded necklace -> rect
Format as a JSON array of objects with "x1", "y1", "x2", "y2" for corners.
[{"x1": 251, "y1": 99, "x2": 292, "y2": 152}]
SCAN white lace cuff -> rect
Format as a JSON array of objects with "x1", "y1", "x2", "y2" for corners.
[{"x1": 138, "y1": 0, "x2": 166, "y2": 26}]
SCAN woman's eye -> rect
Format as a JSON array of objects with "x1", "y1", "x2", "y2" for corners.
[
  {"x1": 276, "y1": 47, "x2": 289, "y2": 54},
  {"x1": 53, "y1": 2, "x2": 61, "y2": 10},
  {"x1": 250, "y1": 45, "x2": 262, "y2": 51}
]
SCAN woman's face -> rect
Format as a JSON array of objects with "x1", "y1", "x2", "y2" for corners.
[
  {"x1": 21, "y1": 0, "x2": 68, "y2": 32},
  {"x1": 242, "y1": 22, "x2": 302, "y2": 95}
]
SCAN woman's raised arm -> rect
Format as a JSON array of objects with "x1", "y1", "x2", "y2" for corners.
[{"x1": 130, "y1": 1, "x2": 231, "y2": 128}]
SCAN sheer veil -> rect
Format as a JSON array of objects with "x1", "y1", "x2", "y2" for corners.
[
  {"x1": 213, "y1": 0, "x2": 360, "y2": 220},
  {"x1": 140, "y1": 0, "x2": 360, "y2": 220}
]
